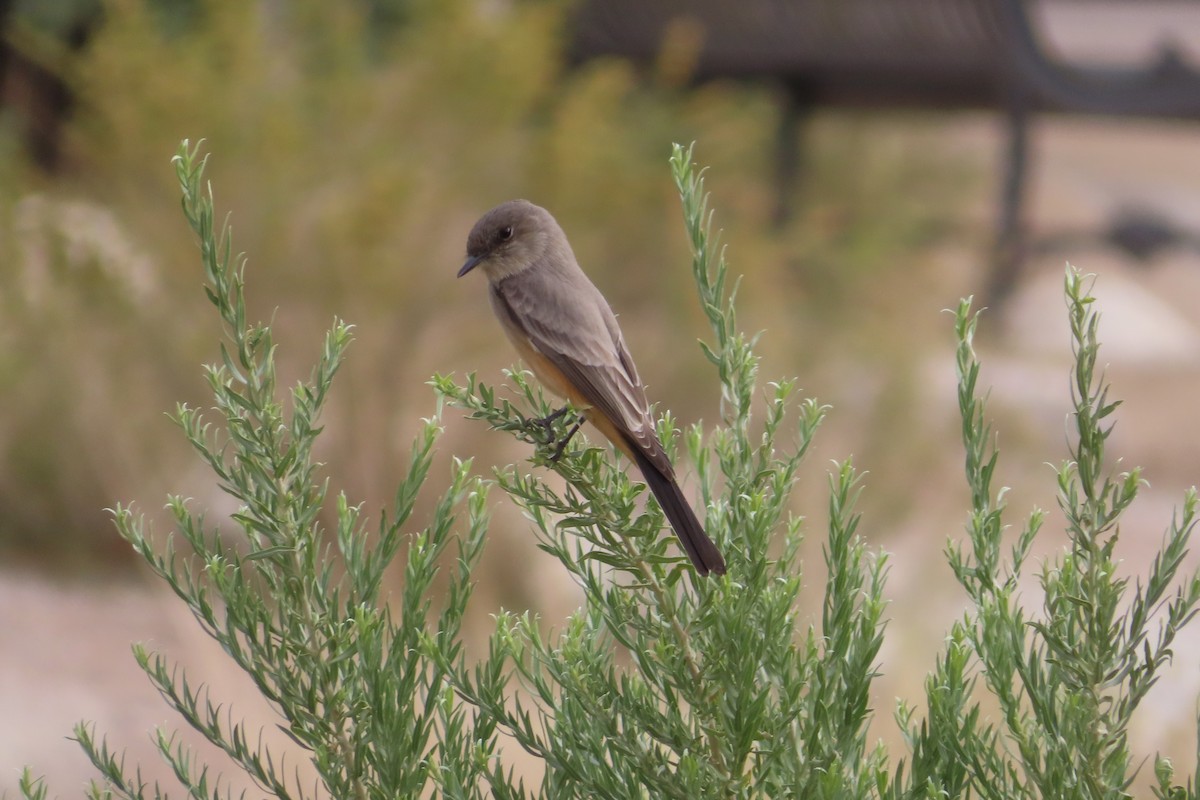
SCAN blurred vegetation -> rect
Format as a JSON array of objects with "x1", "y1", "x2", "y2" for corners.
[{"x1": 0, "y1": 0, "x2": 976, "y2": 579}]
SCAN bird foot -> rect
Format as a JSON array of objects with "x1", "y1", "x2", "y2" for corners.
[
  {"x1": 530, "y1": 407, "x2": 583, "y2": 462},
  {"x1": 549, "y1": 418, "x2": 584, "y2": 462}
]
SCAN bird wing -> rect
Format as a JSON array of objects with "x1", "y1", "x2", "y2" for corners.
[{"x1": 491, "y1": 268, "x2": 673, "y2": 474}]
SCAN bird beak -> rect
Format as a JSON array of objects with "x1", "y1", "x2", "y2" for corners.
[{"x1": 457, "y1": 254, "x2": 483, "y2": 278}]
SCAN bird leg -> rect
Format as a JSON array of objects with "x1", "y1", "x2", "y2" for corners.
[
  {"x1": 549, "y1": 417, "x2": 585, "y2": 462},
  {"x1": 530, "y1": 406, "x2": 585, "y2": 462},
  {"x1": 532, "y1": 406, "x2": 572, "y2": 429}
]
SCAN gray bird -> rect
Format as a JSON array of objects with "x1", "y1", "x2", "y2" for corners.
[{"x1": 458, "y1": 199, "x2": 727, "y2": 576}]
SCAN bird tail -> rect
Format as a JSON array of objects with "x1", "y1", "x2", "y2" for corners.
[{"x1": 631, "y1": 448, "x2": 727, "y2": 576}]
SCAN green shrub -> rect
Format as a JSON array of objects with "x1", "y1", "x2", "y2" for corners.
[{"x1": 16, "y1": 141, "x2": 1198, "y2": 799}]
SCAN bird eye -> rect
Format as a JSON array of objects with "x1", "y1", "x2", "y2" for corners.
[{"x1": 499, "y1": 226, "x2": 513, "y2": 242}]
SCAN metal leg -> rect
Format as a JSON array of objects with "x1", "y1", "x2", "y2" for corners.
[
  {"x1": 772, "y1": 83, "x2": 813, "y2": 229},
  {"x1": 986, "y1": 94, "x2": 1031, "y2": 313}
]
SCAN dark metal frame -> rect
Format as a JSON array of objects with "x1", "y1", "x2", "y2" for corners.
[{"x1": 569, "y1": 0, "x2": 1200, "y2": 307}]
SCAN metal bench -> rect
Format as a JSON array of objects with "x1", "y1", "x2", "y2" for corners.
[{"x1": 568, "y1": 0, "x2": 1200, "y2": 308}]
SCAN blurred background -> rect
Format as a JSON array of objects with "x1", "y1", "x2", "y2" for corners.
[{"x1": 2, "y1": 0, "x2": 1200, "y2": 792}]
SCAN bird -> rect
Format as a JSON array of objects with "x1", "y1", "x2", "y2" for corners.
[{"x1": 457, "y1": 199, "x2": 727, "y2": 577}]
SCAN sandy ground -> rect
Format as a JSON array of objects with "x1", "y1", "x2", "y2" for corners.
[
  {"x1": 0, "y1": 566, "x2": 306, "y2": 795},
  {"x1": 6, "y1": 10, "x2": 1200, "y2": 795}
]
